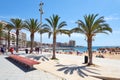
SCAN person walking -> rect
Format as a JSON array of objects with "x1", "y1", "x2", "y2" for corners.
[
  {"x1": 1, "y1": 47, "x2": 5, "y2": 54},
  {"x1": 10, "y1": 47, "x2": 14, "y2": 54},
  {"x1": 35, "y1": 47, "x2": 40, "y2": 54}
]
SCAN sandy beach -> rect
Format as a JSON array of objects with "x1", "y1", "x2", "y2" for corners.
[{"x1": 34, "y1": 52, "x2": 120, "y2": 80}]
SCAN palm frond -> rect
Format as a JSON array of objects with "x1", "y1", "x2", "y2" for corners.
[
  {"x1": 10, "y1": 18, "x2": 23, "y2": 30},
  {"x1": 44, "y1": 14, "x2": 67, "y2": 38},
  {"x1": 58, "y1": 21, "x2": 67, "y2": 29},
  {"x1": 24, "y1": 18, "x2": 40, "y2": 33},
  {"x1": 48, "y1": 32, "x2": 52, "y2": 38},
  {"x1": 57, "y1": 29, "x2": 70, "y2": 37},
  {"x1": 45, "y1": 18, "x2": 53, "y2": 28}
]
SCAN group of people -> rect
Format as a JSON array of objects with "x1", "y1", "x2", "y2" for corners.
[
  {"x1": 1, "y1": 47, "x2": 41, "y2": 55},
  {"x1": 35, "y1": 47, "x2": 40, "y2": 54},
  {"x1": 25, "y1": 47, "x2": 40, "y2": 54},
  {"x1": 0, "y1": 47, "x2": 14, "y2": 54}
]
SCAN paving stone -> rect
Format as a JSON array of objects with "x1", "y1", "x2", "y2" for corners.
[{"x1": 0, "y1": 55, "x2": 62, "y2": 80}]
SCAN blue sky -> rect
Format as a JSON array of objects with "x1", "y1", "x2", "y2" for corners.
[{"x1": 0, "y1": 0, "x2": 120, "y2": 46}]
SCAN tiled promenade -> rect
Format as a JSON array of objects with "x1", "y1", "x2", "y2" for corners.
[{"x1": 0, "y1": 55, "x2": 62, "y2": 80}]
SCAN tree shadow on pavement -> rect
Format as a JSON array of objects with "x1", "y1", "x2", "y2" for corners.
[
  {"x1": 25, "y1": 55, "x2": 49, "y2": 61},
  {"x1": 90, "y1": 75, "x2": 120, "y2": 80},
  {"x1": 56, "y1": 64, "x2": 100, "y2": 78}
]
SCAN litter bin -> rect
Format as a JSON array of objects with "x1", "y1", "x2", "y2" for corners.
[
  {"x1": 84, "y1": 56, "x2": 88, "y2": 63},
  {"x1": 25, "y1": 49, "x2": 28, "y2": 54}
]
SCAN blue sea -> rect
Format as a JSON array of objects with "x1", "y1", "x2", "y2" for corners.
[
  {"x1": 62, "y1": 46, "x2": 120, "y2": 53},
  {"x1": 74, "y1": 46, "x2": 95, "y2": 52}
]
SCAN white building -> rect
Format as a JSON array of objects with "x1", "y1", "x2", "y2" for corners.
[
  {"x1": 18, "y1": 32, "x2": 26, "y2": 48},
  {"x1": 0, "y1": 21, "x2": 7, "y2": 47},
  {"x1": 0, "y1": 21, "x2": 27, "y2": 48}
]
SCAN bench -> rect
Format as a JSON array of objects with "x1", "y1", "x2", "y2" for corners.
[{"x1": 9, "y1": 54, "x2": 40, "y2": 68}]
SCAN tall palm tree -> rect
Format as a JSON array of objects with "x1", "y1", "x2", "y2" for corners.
[
  {"x1": 43, "y1": 14, "x2": 70, "y2": 59},
  {"x1": 5, "y1": 23, "x2": 14, "y2": 51},
  {"x1": 71, "y1": 14, "x2": 112, "y2": 65},
  {"x1": 24, "y1": 18, "x2": 41, "y2": 53},
  {"x1": 10, "y1": 18, "x2": 24, "y2": 52}
]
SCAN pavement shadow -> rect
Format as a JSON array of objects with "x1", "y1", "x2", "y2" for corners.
[
  {"x1": 90, "y1": 75, "x2": 120, "y2": 80},
  {"x1": 56, "y1": 64, "x2": 100, "y2": 78},
  {"x1": 6, "y1": 57, "x2": 36, "y2": 72},
  {"x1": 25, "y1": 55, "x2": 49, "y2": 61}
]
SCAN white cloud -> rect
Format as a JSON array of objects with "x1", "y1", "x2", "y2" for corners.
[
  {"x1": 0, "y1": 16, "x2": 23, "y2": 20},
  {"x1": 0, "y1": 16, "x2": 6, "y2": 19},
  {"x1": 104, "y1": 16, "x2": 120, "y2": 21},
  {"x1": 56, "y1": 33, "x2": 85, "y2": 38}
]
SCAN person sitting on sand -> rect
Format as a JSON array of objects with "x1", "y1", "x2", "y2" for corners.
[{"x1": 77, "y1": 51, "x2": 80, "y2": 55}]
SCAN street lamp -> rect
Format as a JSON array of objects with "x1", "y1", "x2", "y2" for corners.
[{"x1": 39, "y1": 1, "x2": 44, "y2": 54}]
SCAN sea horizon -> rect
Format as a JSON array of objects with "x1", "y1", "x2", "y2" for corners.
[{"x1": 55, "y1": 46, "x2": 120, "y2": 53}]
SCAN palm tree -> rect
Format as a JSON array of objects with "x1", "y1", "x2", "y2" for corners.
[
  {"x1": 24, "y1": 18, "x2": 41, "y2": 53},
  {"x1": 10, "y1": 18, "x2": 24, "y2": 52},
  {"x1": 5, "y1": 23, "x2": 14, "y2": 51},
  {"x1": 43, "y1": 14, "x2": 70, "y2": 59},
  {"x1": 71, "y1": 14, "x2": 112, "y2": 65}
]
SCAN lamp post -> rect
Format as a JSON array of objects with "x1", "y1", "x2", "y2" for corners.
[{"x1": 39, "y1": 1, "x2": 44, "y2": 54}]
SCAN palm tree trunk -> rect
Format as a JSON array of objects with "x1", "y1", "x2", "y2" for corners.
[
  {"x1": 16, "y1": 30, "x2": 19, "y2": 52},
  {"x1": 30, "y1": 34, "x2": 34, "y2": 53},
  {"x1": 8, "y1": 31, "x2": 10, "y2": 52},
  {"x1": 87, "y1": 37, "x2": 93, "y2": 65},
  {"x1": 52, "y1": 33, "x2": 56, "y2": 59}
]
